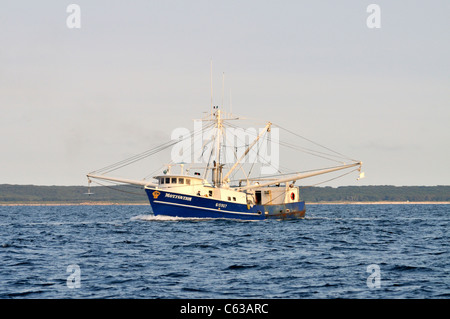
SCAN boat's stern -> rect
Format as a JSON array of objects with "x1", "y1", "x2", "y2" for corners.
[{"x1": 262, "y1": 201, "x2": 306, "y2": 219}]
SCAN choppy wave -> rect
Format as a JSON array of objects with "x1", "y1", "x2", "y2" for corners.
[{"x1": 0, "y1": 204, "x2": 448, "y2": 298}]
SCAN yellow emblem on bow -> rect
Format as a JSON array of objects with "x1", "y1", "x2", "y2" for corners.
[{"x1": 152, "y1": 191, "x2": 161, "y2": 199}]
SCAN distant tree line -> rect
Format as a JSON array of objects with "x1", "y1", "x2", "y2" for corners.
[
  {"x1": 0, "y1": 184, "x2": 448, "y2": 204},
  {"x1": 0, "y1": 184, "x2": 148, "y2": 204},
  {"x1": 300, "y1": 185, "x2": 450, "y2": 202}
]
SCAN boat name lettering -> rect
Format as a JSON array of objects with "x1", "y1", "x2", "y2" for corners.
[
  {"x1": 165, "y1": 193, "x2": 192, "y2": 201},
  {"x1": 216, "y1": 203, "x2": 227, "y2": 208}
]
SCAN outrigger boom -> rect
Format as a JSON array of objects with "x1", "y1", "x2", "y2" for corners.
[
  {"x1": 87, "y1": 161, "x2": 363, "y2": 191},
  {"x1": 86, "y1": 173, "x2": 158, "y2": 188},
  {"x1": 238, "y1": 162, "x2": 363, "y2": 191}
]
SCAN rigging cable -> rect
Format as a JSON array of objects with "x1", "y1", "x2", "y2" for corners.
[
  {"x1": 272, "y1": 123, "x2": 359, "y2": 162},
  {"x1": 90, "y1": 121, "x2": 216, "y2": 176}
]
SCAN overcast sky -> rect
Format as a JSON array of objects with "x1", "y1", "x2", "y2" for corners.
[{"x1": 1, "y1": 1, "x2": 449, "y2": 186}]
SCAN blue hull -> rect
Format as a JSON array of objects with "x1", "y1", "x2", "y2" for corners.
[{"x1": 145, "y1": 189, "x2": 305, "y2": 220}]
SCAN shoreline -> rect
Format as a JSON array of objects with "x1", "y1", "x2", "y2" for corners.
[
  {"x1": 308, "y1": 201, "x2": 450, "y2": 205},
  {"x1": 1, "y1": 201, "x2": 449, "y2": 206},
  {"x1": 0, "y1": 202, "x2": 149, "y2": 206}
]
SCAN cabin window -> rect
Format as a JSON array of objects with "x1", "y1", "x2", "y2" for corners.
[
  {"x1": 227, "y1": 196, "x2": 231, "y2": 201},
  {"x1": 178, "y1": 178, "x2": 184, "y2": 184},
  {"x1": 186, "y1": 179, "x2": 191, "y2": 185},
  {"x1": 233, "y1": 197, "x2": 236, "y2": 201},
  {"x1": 165, "y1": 178, "x2": 170, "y2": 184},
  {"x1": 209, "y1": 190, "x2": 213, "y2": 197},
  {"x1": 171, "y1": 178, "x2": 177, "y2": 184},
  {"x1": 160, "y1": 178, "x2": 165, "y2": 184}
]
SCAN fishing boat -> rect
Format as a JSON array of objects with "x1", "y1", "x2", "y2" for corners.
[
  {"x1": 86, "y1": 73, "x2": 363, "y2": 220},
  {"x1": 87, "y1": 106, "x2": 363, "y2": 220}
]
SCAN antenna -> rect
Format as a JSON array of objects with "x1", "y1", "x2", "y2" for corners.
[
  {"x1": 222, "y1": 72, "x2": 225, "y2": 111},
  {"x1": 230, "y1": 88, "x2": 232, "y2": 116},
  {"x1": 210, "y1": 59, "x2": 213, "y2": 119}
]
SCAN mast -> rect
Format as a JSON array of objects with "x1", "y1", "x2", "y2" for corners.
[
  {"x1": 212, "y1": 108, "x2": 224, "y2": 187},
  {"x1": 210, "y1": 60, "x2": 213, "y2": 120}
]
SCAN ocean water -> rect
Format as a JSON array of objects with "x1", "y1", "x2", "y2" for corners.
[{"x1": 0, "y1": 204, "x2": 448, "y2": 299}]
